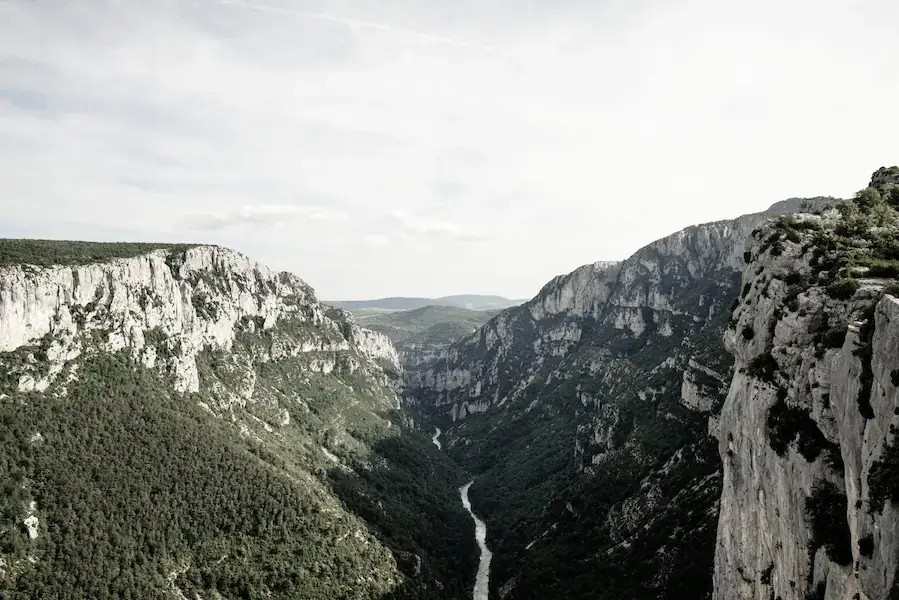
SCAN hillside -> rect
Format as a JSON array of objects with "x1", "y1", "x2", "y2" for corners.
[
  {"x1": 351, "y1": 305, "x2": 502, "y2": 368},
  {"x1": 326, "y1": 295, "x2": 524, "y2": 312},
  {"x1": 0, "y1": 243, "x2": 476, "y2": 599}
]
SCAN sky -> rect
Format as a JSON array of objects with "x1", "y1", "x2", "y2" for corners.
[{"x1": 1, "y1": 0, "x2": 898, "y2": 300}]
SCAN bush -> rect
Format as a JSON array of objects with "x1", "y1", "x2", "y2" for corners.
[
  {"x1": 805, "y1": 479, "x2": 852, "y2": 566},
  {"x1": 868, "y1": 441, "x2": 899, "y2": 512},
  {"x1": 742, "y1": 325, "x2": 755, "y2": 340},
  {"x1": 855, "y1": 187, "x2": 884, "y2": 211},
  {"x1": 858, "y1": 258, "x2": 899, "y2": 278},
  {"x1": 766, "y1": 398, "x2": 834, "y2": 462},
  {"x1": 785, "y1": 272, "x2": 804, "y2": 286},
  {"x1": 854, "y1": 306, "x2": 876, "y2": 420},
  {"x1": 858, "y1": 534, "x2": 874, "y2": 558},
  {"x1": 821, "y1": 324, "x2": 848, "y2": 349},
  {"x1": 746, "y1": 352, "x2": 778, "y2": 383},
  {"x1": 0, "y1": 239, "x2": 196, "y2": 269},
  {"x1": 826, "y1": 278, "x2": 859, "y2": 300},
  {"x1": 884, "y1": 183, "x2": 899, "y2": 208},
  {"x1": 892, "y1": 370, "x2": 899, "y2": 388},
  {"x1": 760, "y1": 563, "x2": 774, "y2": 585}
]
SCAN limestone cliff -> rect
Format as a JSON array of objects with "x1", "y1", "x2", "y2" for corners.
[
  {"x1": 0, "y1": 245, "x2": 399, "y2": 396},
  {"x1": 714, "y1": 173, "x2": 899, "y2": 600}
]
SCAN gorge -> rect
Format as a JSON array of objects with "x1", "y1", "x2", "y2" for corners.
[{"x1": 1, "y1": 167, "x2": 898, "y2": 600}]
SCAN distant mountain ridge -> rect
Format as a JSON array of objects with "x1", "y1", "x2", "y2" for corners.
[
  {"x1": 326, "y1": 294, "x2": 524, "y2": 311},
  {"x1": 351, "y1": 305, "x2": 502, "y2": 368}
]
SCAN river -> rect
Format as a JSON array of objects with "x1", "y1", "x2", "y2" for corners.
[
  {"x1": 431, "y1": 427, "x2": 492, "y2": 599},
  {"x1": 460, "y1": 481, "x2": 492, "y2": 600},
  {"x1": 431, "y1": 427, "x2": 442, "y2": 450}
]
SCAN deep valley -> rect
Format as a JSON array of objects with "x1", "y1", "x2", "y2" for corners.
[{"x1": 1, "y1": 167, "x2": 899, "y2": 600}]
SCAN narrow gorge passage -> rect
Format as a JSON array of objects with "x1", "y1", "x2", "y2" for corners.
[
  {"x1": 430, "y1": 426, "x2": 492, "y2": 599},
  {"x1": 460, "y1": 481, "x2": 492, "y2": 600}
]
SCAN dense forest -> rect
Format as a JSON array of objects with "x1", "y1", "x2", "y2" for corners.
[
  {"x1": 0, "y1": 305, "x2": 476, "y2": 598},
  {"x1": 0, "y1": 239, "x2": 198, "y2": 268}
]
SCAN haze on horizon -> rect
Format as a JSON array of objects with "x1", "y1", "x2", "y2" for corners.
[{"x1": 1, "y1": 0, "x2": 898, "y2": 300}]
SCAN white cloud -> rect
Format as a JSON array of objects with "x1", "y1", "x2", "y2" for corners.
[
  {"x1": 185, "y1": 204, "x2": 348, "y2": 230},
  {"x1": 1, "y1": 0, "x2": 898, "y2": 299}
]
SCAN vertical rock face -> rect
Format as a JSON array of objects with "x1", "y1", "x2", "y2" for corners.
[
  {"x1": 0, "y1": 245, "x2": 400, "y2": 395},
  {"x1": 714, "y1": 178, "x2": 899, "y2": 600},
  {"x1": 406, "y1": 199, "x2": 834, "y2": 599}
]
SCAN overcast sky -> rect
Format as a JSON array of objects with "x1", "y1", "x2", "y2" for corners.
[{"x1": 1, "y1": 0, "x2": 898, "y2": 300}]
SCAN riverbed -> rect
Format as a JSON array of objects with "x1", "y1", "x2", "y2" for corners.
[
  {"x1": 430, "y1": 427, "x2": 492, "y2": 599},
  {"x1": 431, "y1": 427, "x2": 442, "y2": 450},
  {"x1": 460, "y1": 481, "x2": 492, "y2": 600}
]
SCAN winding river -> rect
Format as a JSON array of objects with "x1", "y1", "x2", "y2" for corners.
[
  {"x1": 460, "y1": 481, "x2": 492, "y2": 600},
  {"x1": 431, "y1": 427, "x2": 492, "y2": 599},
  {"x1": 431, "y1": 427, "x2": 442, "y2": 450}
]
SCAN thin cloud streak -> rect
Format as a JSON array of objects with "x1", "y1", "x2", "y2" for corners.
[
  {"x1": 217, "y1": 0, "x2": 500, "y2": 54},
  {"x1": 185, "y1": 204, "x2": 348, "y2": 231},
  {"x1": 1, "y1": 0, "x2": 898, "y2": 299}
]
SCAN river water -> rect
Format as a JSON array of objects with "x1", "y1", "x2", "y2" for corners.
[
  {"x1": 460, "y1": 481, "x2": 492, "y2": 600},
  {"x1": 431, "y1": 427, "x2": 442, "y2": 450},
  {"x1": 431, "y1": 427, "x2": 492, "y2": 599}
]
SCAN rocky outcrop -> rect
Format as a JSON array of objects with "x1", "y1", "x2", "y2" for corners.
[
  {"x1": 714, "y1": 179, "x2": 899, "y2": 600},
  {"x1": 0, "y1": 246, "x2": 399, "y2": 395}
]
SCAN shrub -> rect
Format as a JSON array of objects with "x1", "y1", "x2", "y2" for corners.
[
  {"x1": 868, "y1": 441, "x2": 899, "y2": 513},
  {"x1": 805, "y1": 479, "x2": 852, "y2": 566},
  {"x1": 858, "y1": 535, "x2": 874, "y2": 558},
  {"x1": 760, "y1": 563, "x2": 774, "y2": 585},
  {"x1": 854, "y1": 306, "x2": 876, "y2": 420},
  {"x1": 884, "y1": 183, "x2": 899, "y2": 208},
  {"x1": 0, "y1": 239, "x2": 197, "y2": 269},
  {"x1": 822, "y1": 324, "x2": 848, "y2": 349},
  {"x1": 742, "y1": 325, "x2": 755, "y2": 340},
  {"x1": 785, "y1": 272, "x2": 804, "y2": 286},
  {"x1": 855, "y1": 187, "x2": 884, "y2": 211},
  {"x1": 892, "y1": 370, "x2": 899, "y2": 388},
  {"x1": 744, "y1": 250, "x2": 752, "y2": 263},
  {"x1": 784, "y1": 286, "x2": 803, "y2": 312},
  {"x1": 858, "y1": 258, "x2": 899, "y2": 278},
  {"x1": 766, "y1": 398, "x2": 833, "y2": 462},
  {"x1": 747, "y1": 352, "x2": 778, "y2": 383},
  {"x1": 826, "y1": 279, "x2": 859, "y2": 301}
]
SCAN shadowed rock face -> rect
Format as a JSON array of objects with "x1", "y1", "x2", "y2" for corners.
[
  {"x1": 406, "y1": 198, "x2": 834, "y2": 599},
  {"x1": 714, "y1": 195, "x2": 899, "y2": 600}
]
